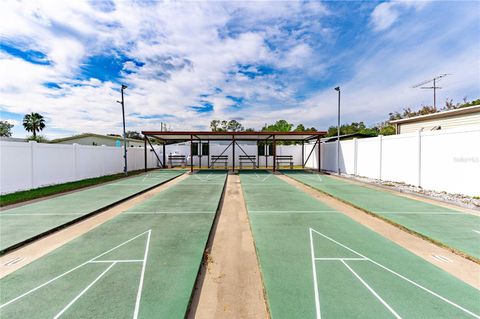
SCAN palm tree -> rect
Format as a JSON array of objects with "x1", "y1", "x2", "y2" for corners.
[{"x1": 23, "y1": 112, "x2": 46, "y2": 138}]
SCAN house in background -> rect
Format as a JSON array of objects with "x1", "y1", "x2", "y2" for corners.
[
  {"x1": 389, "y1": 105, "x2": 480, "y2": 134},
  {"x1": 0, "y1": 137, "x2": 27, "y2": 142},
  {"x1": 50, "y1": 133, "x2": 144, "y2": 147}
]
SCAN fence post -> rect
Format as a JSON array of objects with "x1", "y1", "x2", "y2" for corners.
[
  {"x1": 378, "y1": 135, "x2": 383, "y2": 180},
  {"x1": 29, "y1": 141, "x2": 36, "y2": 188},
  {"x1": 353, "y1": 138, "x2": 358, "y2": 176},
  {"x1": 73, "y1": 143, "x2": 78, "y2": 181},
  {"x1": 417, "y1": 130, "x2": 422, "y2": 187},
  {"x1": 101, "y1": 145, "x2": 106, "y2": 176}
]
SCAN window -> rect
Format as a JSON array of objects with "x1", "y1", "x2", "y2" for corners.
[
  {"x1": 201, "y1": 143, "x2": 209, "y2": 156},
  {"x1": 257, "y1": 144, "x2": 265, "y2": 156},
  {"x1": 268, "y1": 144, "x2": 274, "y2": 156},
  {"x1": 192, "y1": 142, "x2": 199, "y2": 156}
]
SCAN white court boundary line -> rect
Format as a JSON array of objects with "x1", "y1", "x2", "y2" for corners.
[
  {"x1": 0, "y1": 213, "x2": 85, "y2": 216},
  {"x1": 133, "y1": 229, "x2": 151, "y2": 319},
  {"x1": 309, "y1": 228, "x2": 322, "y2": 319},
  {"x1": 124, "y1": 211, "x2": 214, "y2": 214},
  {"x1": 193, "y1": 172, "x2": 225, "y2": 182},
  {"x1": 0, "y1": 230, "x2": 152, "y2": 316},
  {"x1": 53, "y1": 262, "x2": 117, "y2": 319},
  {"x1": 298, "y1": 173, "x2": 323, "y2": 183},
  {"x1": 249, "y1": 210, "x2": 337, "y2": 214},
  {"x1": 141, "y1": 173, "x2": 178, "y2": 182},
  {"x1": 375, "y1": 211, "x2": 464, "y2": 215},
  {"x1": 473, "y1": 230, "x2": 480, "y2": 235},
  {"x1": 309, "y1": 228, "x2": 480, "y2": 319},
  {"x1": 252, "y1": 172, "x2": 272, "y2": 182},
  {"x1": 179, "y1": 184, "x2": 225, "y2": 187},
  {"x1": 194, "y1": 172, "x2": 213, "y2": 181},
  {"x1": 341, "y1": 260, "x2": 401, "y2": 318}
]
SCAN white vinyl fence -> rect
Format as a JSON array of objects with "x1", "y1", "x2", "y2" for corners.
[
  {"x1": 0, "y1": 141, "x2": 304, "y2": 194},
  {"x1": 0, "y1": 141, "x2": 160, "y2": 194},
  {"x1": 2, "y1": 128, "x2": 478, "y2": 196},
  {"x1": 305, "y1": 127, "x2": 480, "y2": 197}
]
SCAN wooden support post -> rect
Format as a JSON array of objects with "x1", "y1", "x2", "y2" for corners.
[
  {"x1": 232, "y1": 135, "x2": 235, "y2": 172},
  {"x1": 265, "y1": 145, "x2": 268, "y2": 168},
  {"x1": 317, "y1": 136, "x2": 321, "y2": 172},
  {"x1": 190, "y1": 135, "x2": 193, "y2": 173},
  {"x1": 207, "y1": 140, "x2": 210, "y2": 168},
  {"x1": 144, "y1": 136, "x2": 147, "y2": 172},
  {"x1": 162, "y1": 143, "x2": 166, "y2": 168},
  {"x1": 301, "y1": 140, "x2": 304, "y2": 168},
  {"x1": 273, "y1": 135, "x2": 277, "y2": 172}
]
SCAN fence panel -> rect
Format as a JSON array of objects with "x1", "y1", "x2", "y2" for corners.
[
  {"x1": 0, "y1": 142, "x2": 32, "y2": 193},
  {"x1": 421, "y1": 128, "x2": 480, "y2": 196},
  {"x1": 356, "y1": 137, "x2": 381, "y2": 179},
  {"x1": 33, "y1": 143, "x2": 75, "y2": 187},
  {"x1": 0, "y1": 142, "x2": 160, "y2": 194},
  {"x1": 381, "y1": 133, "x2": 418, "y2": 186}
]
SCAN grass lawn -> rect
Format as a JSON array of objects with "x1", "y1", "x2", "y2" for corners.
[{"x1": 0, "y1": 170, "x2": 150, "y2": 207}]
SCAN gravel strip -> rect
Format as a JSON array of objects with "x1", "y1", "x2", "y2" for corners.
[{"x1": 328, "y1": 172, "x2": 480, "y2": 210}]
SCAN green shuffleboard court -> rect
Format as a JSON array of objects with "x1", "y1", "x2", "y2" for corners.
[
  {"x1": 240, "y1": 171, "x2": 479, "y2": 319},
  {"x1": 283, "y1": 171, "x2": 480, "y2": 259},
  {"x1": 0, "y1": 170, "x2": 184, "y2": 254},
  {"x1": 0, "y1": 171, "x2": 226, "y2": 318}
]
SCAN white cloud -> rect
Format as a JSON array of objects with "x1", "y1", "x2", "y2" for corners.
[
  {"x1": 0, "y1": 0, "x2": 478, "y2": 138},
  {"x1": 0, "y1": 1, "x2": 331, "y2": 135},
  {"x1": 371, "y1": 1, "x2": 427, "y2": 32}
]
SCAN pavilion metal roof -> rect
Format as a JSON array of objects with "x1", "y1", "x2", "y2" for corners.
[{"x1": 142, "y1": 131, "x2": 326, "y2": 143}]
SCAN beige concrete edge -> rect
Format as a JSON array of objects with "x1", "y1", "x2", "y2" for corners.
[
  {"x1": 279, "y1": 174, "x2": 480, "y2": 290},
  {"x1": 189, "y1": 174, "x2": 269, "y2": 319},
  {"x1": 323, "y1": 172, "x2": 480, "y2": 216},
  {"x1": 0, "y1": 173, "x2": 189, "y2": 278}
]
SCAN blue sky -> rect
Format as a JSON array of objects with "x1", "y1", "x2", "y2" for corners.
[{"x1": 0, "y1": 0, "x2": 479, "y2": 138}]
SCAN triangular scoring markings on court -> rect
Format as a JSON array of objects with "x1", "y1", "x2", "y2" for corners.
[
  {"x1": 308, "y1": 228, "x2": 480, "y2": 319},
  {"x1": 0, "y1": 230, "x2": 152, "y2": 311},
  {"x1": 310, "y1": 228, "x2": 367, "y2": 260}
]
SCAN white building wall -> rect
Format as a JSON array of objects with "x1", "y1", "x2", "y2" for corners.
[
  {"x1": 398, "y1": 112, "x2": 480, "y2": 134},
  {"x1": 54, "y1": 136, "x2": 144, "y2": 147}
]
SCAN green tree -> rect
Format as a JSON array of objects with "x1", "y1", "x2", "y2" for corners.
[
  {"x1": 0, "y1": 121, "x2": 14, "y2": 137},
  {"x1": 210, "y1": 120, "x2": 222, "y2": 132},
  {"x1": 262, "y1": 119, "x2": 293, "y2": 132},
  {"x1": 23, "y1": 112, "x2": 45, "y2": 138},
  {"x1": 26, "y1": 135, "x2": 49, "y2": 143},
  {"x1": 378, "y1": 124, "x2": 396, "y2": 136},
  {"x1": 125, "y1": 131, "x2": 142, "y2": 139},
  {"x1": 325, "y1": 121, "x2": 378, "y2": 137},
  {"x1": 294, "y1": 124, "x2": 305, "y2": 132},
  {"x1": 210, "y1": 119, "x2": 244, "y2": 132},
  {"x1": 227, "y1": 120, "x2": 244, "y2": 132}
]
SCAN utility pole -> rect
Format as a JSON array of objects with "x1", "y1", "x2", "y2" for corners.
[
  {"x1": 412, "y1": 74, "x2": 448, "y2": 110},
  {"x1": 334, "y1": 86, "x2": 341, "y2": 175},
  {"x1": 117, "y1": 84, "x2": 128, "y2": 175}
]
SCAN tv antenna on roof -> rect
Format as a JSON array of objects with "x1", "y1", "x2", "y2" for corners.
[{"x1": 412, "y1": 74, "x2": 449, "y2": 110}]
